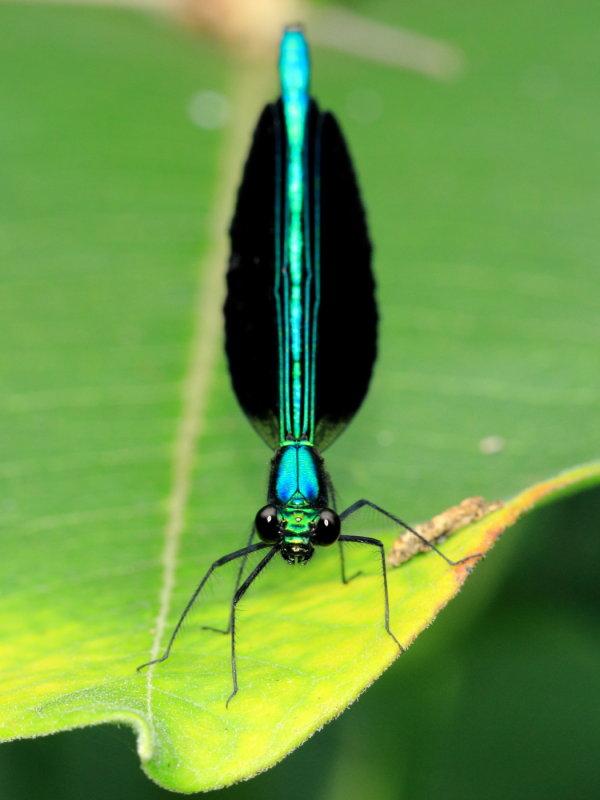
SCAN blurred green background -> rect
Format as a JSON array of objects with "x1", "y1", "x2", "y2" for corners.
[{"x1": 1, "y1": 0, "x2": 598, "y2": 797}]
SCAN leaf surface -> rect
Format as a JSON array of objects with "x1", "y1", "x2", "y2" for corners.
[{"x1": 1, "y1": 1, "x2": 599, "y2": 794}]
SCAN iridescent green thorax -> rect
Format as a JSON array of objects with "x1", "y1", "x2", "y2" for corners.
[{"x1": 278, "y1": 504, "x2": 320, "y2": 537}]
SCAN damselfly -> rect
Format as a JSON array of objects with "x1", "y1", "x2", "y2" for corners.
[{"x1": 139, "y1": 26, "x2": 478, "y2": 704}]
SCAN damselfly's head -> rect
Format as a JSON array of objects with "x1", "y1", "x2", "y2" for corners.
[{"x1": 254, "y1": 504, "x2": 341, "y2": 564}]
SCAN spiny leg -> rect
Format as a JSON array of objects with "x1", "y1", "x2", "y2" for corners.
[
  {"x1": 137, "y1": 541, "x2": 271, "y2": 672},
  {"x1": 337, "y1": 539, "x2": 362, "y2": 585},
  {"x1": 340, "y1": 499, "x2": 483, "y2": 566},
  {"x1": 226, "y1": 547, "x2": 277, "y2": 707},
  {"x1": 332, "y1": 495, "x2": 361, "y2": 584},
  {"x1": 203, "y1": 526, "x2": 256, "y2": 635},
  {"x1": 339, "y1": 534, "x2": 404, "y2": 652}
]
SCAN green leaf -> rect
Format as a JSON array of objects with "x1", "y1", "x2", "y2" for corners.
[{"x1": 1, "y1": 1, "x2": 599, "y2": 795}]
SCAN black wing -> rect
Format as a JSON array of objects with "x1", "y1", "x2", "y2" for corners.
[{"x1": 224, "y1": 99, "x2": 377, "y2": 451}]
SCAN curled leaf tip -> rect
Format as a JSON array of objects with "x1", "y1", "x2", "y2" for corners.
[{"x1": 387, "y1": 496, "x2": 504, "y2": 567}]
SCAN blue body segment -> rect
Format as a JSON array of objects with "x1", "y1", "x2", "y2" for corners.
[
  {"x1": 272, "y1": 29, "x2": 326, "y2": 533},
  {"x1": 276, "y1": 28, "x2": 317, "y2": 446},
  {"x1": 296, "y1": 446, "x2": 319, "y2": 501},
  {"x1": 274, "y1": 444, "x2": 320, "y2": 504},
  {"x1": 279, "y1": 29, "x2": 310, "y2": 101},
  {"x1": 273, "y1": 30, "x2": 324, "y2": 529}
]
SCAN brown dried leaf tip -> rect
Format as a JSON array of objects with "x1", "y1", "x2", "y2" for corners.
[{"x1": 387, "y1": 496, "x2": 504, "y2": 567}]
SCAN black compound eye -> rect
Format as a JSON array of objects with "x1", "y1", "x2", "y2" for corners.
[
  {"x1": 255, "y1": 505, "x2": 279, "y2": 544},
  {"x1": 313, "y1": 508, "x2": 341, "y2": 546}
]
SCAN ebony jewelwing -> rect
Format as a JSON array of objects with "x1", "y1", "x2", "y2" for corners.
[{"x1": 138, "y1": 26, "x2": 479, "y2": 705}]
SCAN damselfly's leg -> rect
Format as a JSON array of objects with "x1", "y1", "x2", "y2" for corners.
[
  {"x1": 226, "y1": 547, "x2": 277, "y2": 707},
  {"x1": 338, "y1": 535, "x2": 403, "y2": 652},
  {"x1": 136, "y1": 541, "x2": 271, "y2": 673},
  {"x1": 340, "y1": 499, "x2": 483, "y2": 566},
  {"x1": 203, "y1": 525, "x2": 256, "y2": 634},
  {"x1": 332, "y1": 494, "x2": 361, "y2": 584},
  {"x1": 338, "y1": 539, "x2": 362, "y2": 584}
]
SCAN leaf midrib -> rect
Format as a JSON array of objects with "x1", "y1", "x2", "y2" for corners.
[{"x1": 141, "y1": 61, "x2": 275, "y2": 735}]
